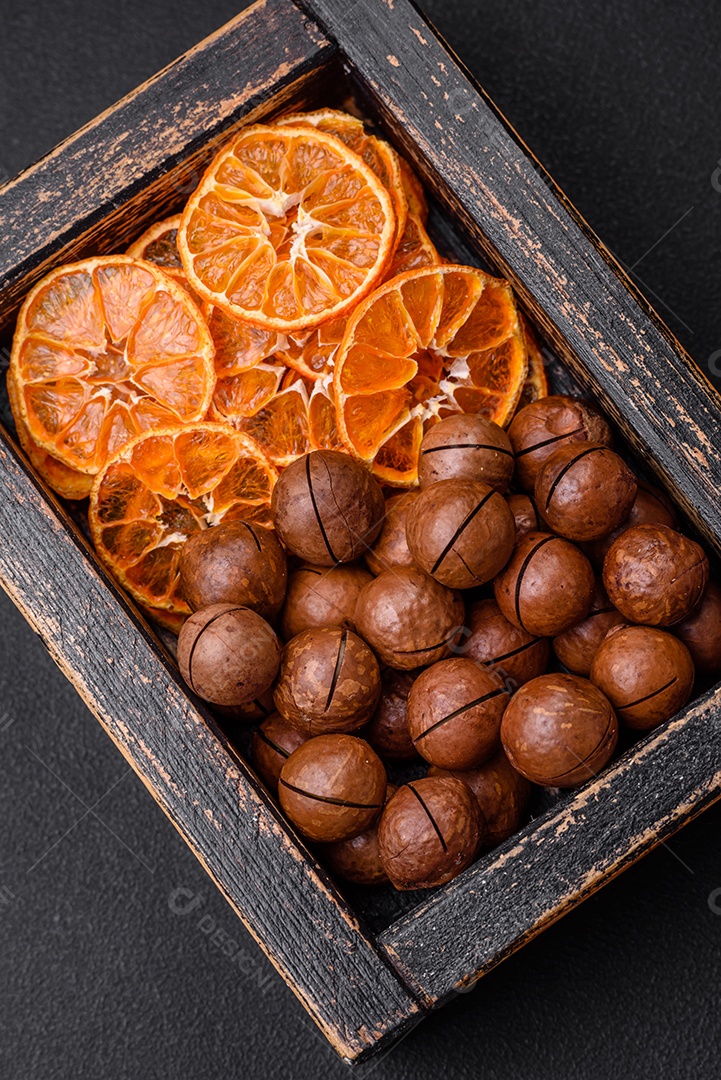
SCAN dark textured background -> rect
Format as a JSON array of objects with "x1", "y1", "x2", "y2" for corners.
[{"x1": 1, "y1": 1, "x2": 721, "y2": 1077}]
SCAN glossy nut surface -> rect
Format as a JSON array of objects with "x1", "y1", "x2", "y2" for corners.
[
  {"x1": 251, "y1": 712, "x2": 310, "y2": 791},
  {"x1": 278, "y1": 735, "x2": 386, "y2": 843},
  {"x1": 603, "y1": 524, "x2": 708, "y2": 626},
  {"x1": 552, "y1": 580, "x2": 624, "y2": 676},
  {"x1": 180, "y1": 520, "x2": 287, "y2": 619},
  {"x1": 407, "y1": 658, "x2": 509, "y2": 769},
  {"x1": 177, "y1": 604, "x2": 281, "y2": 706},
  {"x1": 418, "y1": 414, "x2": 514, "y2": 492},
  {"x1": 273, "y1": 626, "x2": 381, "y2": 735},
  {"x1": 406, "y1": 479, "x2": 515, "y2": 589},
  {"x1": 364, "y1": 668, "x2": 419, "y2": 760},
  {"x1": 508, "y1": 394, "x2": 612, "y2": 492},
  {"x1": 535, "y1": 443, "x2": 637, "y2": 542},
  {"x1": 429, "y1": 747, "x2": 532, "y2": 846},
  {"x1": 674, "y1": 581, "x2": 721, "y2": 676},
  {"x1": 586, "y1": 483, "x2": 677, "y2": 566},
  {"x1": 590, "y1": 625, "x2": 694, "y2": 730},
  {"x1": 280, "y1": 562, "x2": 372, "y2": 640},
  {"x1": 463, "y1": 597, "x2": 550, "y2": 690},
  {"x1": 364, "y1": 491, "x2": 419, "y2": 577},
  {"x1": 494, "y1": 531, "x2": 594, "y2": 637},
  {"x1": 271, "y1": 450, "x2": 385, "y2": 565},
  {"x1": 501, "y1": 672, "x2": 618, "y2": 787},
  {"x1": 355, "y1": 566, "x2": 464, "y2": 670},
  {"x1": 378, "y1": 777, "x2": 481, "y2": 890}
]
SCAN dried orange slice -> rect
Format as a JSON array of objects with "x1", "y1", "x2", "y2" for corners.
[
  {"x1": 178, "y1": 123, "x2": 396, "y2": 333},
  {"x1": 518, "y1": 315, "x2": 550, "y2": 409},
  {"x1": 9, "y1": 256, "x2": 216, "y2": 478},
  {"x1": 211, "y1": 359, "x2": 287, "y2": 423},
  {"x1": 387, "y1": 212, "x2": 439, "y2": 277},
  {"x1": 276, "y1": 109, "x2": 407, "y2": 248},
  {"x1": 399, "y1": 157, "x2": 428, "y2": 223},
  {"x1": 215, "y1": 366, "x2": 341, "y2": 467},
  {"x1": 126, "y1": 215, "x2": 187, "y2": 286},
  {"x1": 334, "y1": 264, "x2": 528, "y2": 486},
  {"x1": 89, "y1": 422, "x2": 277, "y2": 618},
  {"x1": 280, "y1": 211, "x2": 439, "y2": 381},
  {"x1": 7, "y1": 367, "x2": 93, "y2": 499}
]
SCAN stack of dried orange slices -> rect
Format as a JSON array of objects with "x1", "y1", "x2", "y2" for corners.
[{"x1": 7, "y1": 108, "x2": 547, "y2": 629}]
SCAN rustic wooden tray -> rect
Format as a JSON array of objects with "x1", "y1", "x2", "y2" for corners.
[{"x1": 1, "y1": 0, "x2": 720, "y2": 1063}]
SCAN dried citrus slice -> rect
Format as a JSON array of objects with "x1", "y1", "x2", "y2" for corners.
[
  {"x1": 280, "y1": 209, "x2": 439, "y2": 381},
  {"x1": 215, "y1": 367, "x2": 342, "y2": 467},
  {"x1": 518, "y1": 315, "x2": 550, "y2": 409},
  {"x1": 211, "y1": 359, "x2": 287, "y2": 423},
  {"x1": 276, "y1": 109, "x2": 407, "y2": 248},
  {"x1": 399, "y1": 157, "x2": 428, "y2": 223},
  {"x1": 7, "y1": 367, "x2": 93, "y2": 499},
  {"x1": 387, "y1": 212, "x2": 439, "y2": 277},
  {"x1": 126, "y1": 215, "x2": 187, "y2": 286},
  {"x1": 9, "y1": 256, "x2": 216, "y2": 478},
  {"x1": 89, "y1": 422, "x2": 277, "y2": 618},
  {"x1": 177, "y1": 123, "x2": 396, "y2": 333},
  {"x1": 334, "y1": 264, "x2": 528, "y2": 486}
]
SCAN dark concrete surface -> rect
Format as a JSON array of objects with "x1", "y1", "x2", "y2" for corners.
[{"x1": 0, "y1": 2, "x2": 720, "y2": 1077}]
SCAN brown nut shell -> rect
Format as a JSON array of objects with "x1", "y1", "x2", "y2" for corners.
[
  {"x1": 271, "y1": 450, "x2": 385, "y2": 565},
  {"x1": 552, "y1": 580, "x2": 624, "y2": 676},
  {"x1": 505, "y1": 493, "x2": 541, "y2": 540},
  {"x1": 364, "y1": 669, "x2": 419, "y2": 760},
  {"x1": 501, "y1": 672, "x2": 618, "y2": 787},
  {"x1": 278, "y1": 735, "x2": 386, "y2": 842},
  {"x1": 179, "y1": 521, "x2": 287, "y2": 620},
  {"x1": 323, "y1": 785, "x2": 397, "y2": 886},
  {"x1": 590, "y1": 625, "x2": 694, "y2": 730},
  {"x1": 463, "y1": 597, "x2": 550, "y2": 690},
  {"x1": 251, "y1": 712, "x2": 310, "y2": 791},
  {"x1": 494, "y1": 531, "x2": 594, "y2": 637},
  {"x1": 603, "y1": 524, "x2": 708, "y2": 626},
  {"x1": 674, "y1": 580, "x2": 721, "y2": 676},
  {"x1": 355, "y1": 566, "x2": 465, "y2": 670},
  {"x1": 406, "y1": 479, "x2": 516, "y2": 589},
  {"x1": 280, "y1": 562, "x2": 373, "y2": 639},
  {"x1": 274, "y1": 626, "x2": 381, "y2": 735},
  {"x1": 418, "y1": 414, "x2": 514, "y2": 492},
  {"x1": 534, "y1": 443, "x2": 637, "y2": 542},
  {"x1": 428, "y1": 748, "x2": 532, "y2": 846},
  {"x1": 508, "y1": 394, "x2": 613, "y2": 492},
  {"x1": 378, "y1": 777, "x2": 481, "y2": 890},
  {"x1": 407, "y1": 658, "x2": 509, "y2": 769},
  {"x1": 177, "y1": 604, "x2": 281, "y2": 706},
  {"x1": 586, "y1": 483, "x2": 677, "y2": 566},
  {"x1": 364, "y1": 492, "x2": 419, "y2": 576}
]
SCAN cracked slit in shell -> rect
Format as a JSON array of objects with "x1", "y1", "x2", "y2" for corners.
[
  {"x1": 542, "y1": 445, "x2": 604, "y2": 511},
  {"x1": 430, "y1": 487, "x2": 495, "y2": 576},
  {"x1": 277, "y1": 778, "x2": 383, "y2": 811},
  {"x1": 413, "y1": 686, "x2": 508, "y2": 743},
  {"x1": 513, "y1": 424, "x2": 587, "y2": 459},
  {"x1": 513, "y1": 535, "x2": 557, "y2": 631},
  {"x1": 406, "y1": 783, "x2": 448, "y2": 853}
]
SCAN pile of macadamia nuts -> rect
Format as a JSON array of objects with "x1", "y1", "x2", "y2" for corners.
[{"x1": 174, "y1": 395, "x2": 721, "y2": 892}]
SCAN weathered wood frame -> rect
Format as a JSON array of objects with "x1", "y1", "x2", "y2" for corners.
[{"x1": 1, "y1": 0, "x2": 720, "y2": 1062}]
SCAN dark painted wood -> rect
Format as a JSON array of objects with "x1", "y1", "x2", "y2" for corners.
[
  {"x1": 301, "y1": 0, "x2": 721, "y2": 557},
  {"x1": 0, "y1": 0, "x2": 336, "y2": 332},
  {"x1": 0, "y1": 432, "x2": 422, "y2": 1062},
  {"x1": 379, "y1": 680, "x2": 721, "y2": 1002}
]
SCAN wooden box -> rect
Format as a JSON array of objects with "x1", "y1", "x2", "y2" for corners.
[{"x1": 1, "y1": 0, "x2": 721, "y2": 1063}]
